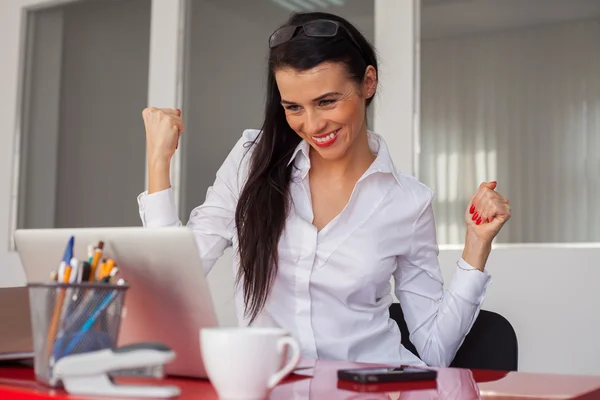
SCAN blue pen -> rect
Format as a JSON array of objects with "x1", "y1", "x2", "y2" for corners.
[
  {"x1": 62, "y1": 291, "x2": 118, "y2": 356},
  {"x1": 49, "y1": 236, "x2": 75, "y2": 363},
  {"x1": 57, "y1": 236, "x2": 74, "y2": 282}
]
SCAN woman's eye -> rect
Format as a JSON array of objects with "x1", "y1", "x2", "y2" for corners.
[
  {"x1": 285, "y1": 105, "x2": 301, "y2": 112},
  {"x1": 318, "y1": 99, "x2": 336, "y2": 107}
]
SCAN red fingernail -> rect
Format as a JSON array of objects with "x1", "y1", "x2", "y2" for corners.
[
  {"x1": 177, "y1": 109, "x2": 181, "y2": 116},
  {"x1": 476, "y1": 217, "x2": 482, "y2": 225},
  {"x1": 472, "y1": 212, "x2": 478, "y2": 221},
  {"x1": 469, "y1": 205, "x2": 475, "y2": 214}
]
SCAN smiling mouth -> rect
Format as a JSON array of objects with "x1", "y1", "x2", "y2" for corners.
[{"x1": 311, "y1": 129, "x2": 340, "y2": 147}]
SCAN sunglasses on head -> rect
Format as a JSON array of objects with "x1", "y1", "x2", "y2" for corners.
[{"x1": 268, "y1": 19, "x2": 366, "y2": 61}]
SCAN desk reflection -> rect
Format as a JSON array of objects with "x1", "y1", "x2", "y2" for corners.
[{"x1": 271, "y1": 361, "x2": 499, "y2": 400}]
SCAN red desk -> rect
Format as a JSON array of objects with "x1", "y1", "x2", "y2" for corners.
[{"x1": 2, "y1": 361, "x2": 600, "y2": 399}]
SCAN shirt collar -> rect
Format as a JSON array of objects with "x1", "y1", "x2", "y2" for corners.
[
  {"x1": 287, "y1": 138, "x2": 310, "y2": 168},
  {"x1": 287, "y1": 131, "x2": 403, "y2": 186}
]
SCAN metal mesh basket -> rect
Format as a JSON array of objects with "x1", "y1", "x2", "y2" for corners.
[{"x1": 27, "y1": 282, "x2": 128, "y2": 387}]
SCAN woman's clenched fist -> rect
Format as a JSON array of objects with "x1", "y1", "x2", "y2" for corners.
[{"x1": 142, "y1": 107, "x2": 185, "y2": 166}]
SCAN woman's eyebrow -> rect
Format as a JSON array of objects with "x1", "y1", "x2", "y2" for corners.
[{"x1": 281, "y1": 92, "x2": 343, "y2": 105}]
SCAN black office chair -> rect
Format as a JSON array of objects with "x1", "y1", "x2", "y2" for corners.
[{"x1": 389, "y1": 303, "x2": 518, "y2": 371}]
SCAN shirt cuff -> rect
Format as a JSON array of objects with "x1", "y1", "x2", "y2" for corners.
[
  {"x1": 137, "y1": 188, "x2": 180, "y2": 228},
  {"x1": 446, "y1": 258, "x2": 491, "y2": 306}
]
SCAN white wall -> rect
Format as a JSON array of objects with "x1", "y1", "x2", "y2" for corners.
[
  {"x1": 1, "y1": 0, "x2": 600, "y2": 377},
  {"x1": 439, "y1": 246, "x2": 600, "y2": 375}
]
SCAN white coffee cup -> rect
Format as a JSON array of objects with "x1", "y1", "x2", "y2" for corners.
[{"x1": 200, "y1": 327, "x2": 301, "y2": 400}]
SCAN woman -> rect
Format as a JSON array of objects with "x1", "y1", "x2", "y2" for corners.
[{"x1": 138, "y1": 12, "x2": 510, "y2": 367}]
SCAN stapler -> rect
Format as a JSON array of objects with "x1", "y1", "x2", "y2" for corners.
[{"x1": 53, "y1": 342, "x2": 181, "y2": 398}]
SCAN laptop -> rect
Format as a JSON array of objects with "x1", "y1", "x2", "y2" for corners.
[
  {"x1": 0, "y1": 286, "x2": 33, "y2": 362},
  {"x1": 11, "y1": 226, "x2": 219, "y2": 378}
]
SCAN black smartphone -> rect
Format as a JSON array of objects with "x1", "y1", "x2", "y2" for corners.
[
  {"x1": 337, "y1": 378, "x2": 437, "y2": 393},
  {"x1": 337, "y1": 366, "x2": 437, "y2": 384}
]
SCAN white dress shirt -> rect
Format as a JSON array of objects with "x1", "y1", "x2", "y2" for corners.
[{"x1": 138, "y1": 129, "x2": 491, "y2": 367}]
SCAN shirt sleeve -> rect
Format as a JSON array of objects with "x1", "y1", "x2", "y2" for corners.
[
  {"x1": 393, "y1": 188, "x2": 491, "y2": 367},
  {"x1": 138, "y1": 130, "x2": 257, "y2": 275}
]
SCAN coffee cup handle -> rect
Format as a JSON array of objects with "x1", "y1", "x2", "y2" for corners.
[{"x1": 267, "y1": 336, "x2": 301, "y2": 389}]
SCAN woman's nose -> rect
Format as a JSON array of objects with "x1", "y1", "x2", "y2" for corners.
[{"x1": 302, "y1": 111, "x2": 327, "y2": 136}]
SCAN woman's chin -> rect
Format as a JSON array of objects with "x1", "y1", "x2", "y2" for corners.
[{"x1": 312, "y1": 143, "x2": 348, "y2": 161}]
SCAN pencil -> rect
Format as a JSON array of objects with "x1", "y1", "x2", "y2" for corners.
[
  {"x1": 98, "y1": 259, "x2": 116, "y2": 281},
  {"x1": 46, "y1": 266, "x2": 71, "y2": 360},
  {"x1": 46, "y1": 236, "x2": 74, "y2": 361},
  {"x1": 89, "y1": 241, "x2": 104, "y2": 282}
]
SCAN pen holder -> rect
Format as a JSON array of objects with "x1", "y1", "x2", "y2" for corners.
[{"x1": 27, "y1": 282, "x2": 128, "y2": 387}]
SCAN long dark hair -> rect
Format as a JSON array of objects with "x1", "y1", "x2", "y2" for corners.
[{"x1": 234, "y1": 12, "x2": 378, "y2": 323}]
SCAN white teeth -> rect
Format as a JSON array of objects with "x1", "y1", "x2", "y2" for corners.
[{"x1": 314, "y1": 129, "x2": 339, "y2": 143}]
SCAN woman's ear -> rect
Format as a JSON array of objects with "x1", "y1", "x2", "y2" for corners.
[{"x1": 362, "y1": 66, "x2": 377, "y2": 99}]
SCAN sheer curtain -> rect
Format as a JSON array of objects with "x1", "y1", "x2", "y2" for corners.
[{"x1": 419, "y1": 19, "x2": 600, "y2": 244}]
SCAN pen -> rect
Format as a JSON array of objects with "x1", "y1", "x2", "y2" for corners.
[
  {"x1": 58, "y1": 256, "x2": 72, "y2": 284},
  {"x1": 68, "y1": 258, "x2": 79, "y2": 284},
  {"x1": 108, "y1": 267, "x2": 119, "y2": 284},
  {"x1": 98, "y1": 259, "x2": 116, "y2": 282},
  {"x1": 89, "y1": 241, "x2": 104, "y2": 282},
  {"x1": 87, "y1": 245, "x2": 94, "y2": 264},
  {"x1": 67, "y1": 258, "x2": 87, "y2": 316},
  {"x1": 47, "y1": 236, "x2": 74, "y2": 361},
  {"x1": 96, "y1": 259, "x2": 106, "y2": 281},
  {"x1": 100, "y1": 267, "x2": 119, "y2": 284},
  {"x1": 62, "y1": 289, "x2": 119, "y2": 356},
  {"x1": 96, "y1": 258, "x2": 115, "y2": 330},
  {"x1": 61, "y1": 290, "x2": 96, "y2": 333},
  {"x1": 80, "y1": 262, "x2": 91, "y2": 282}
]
